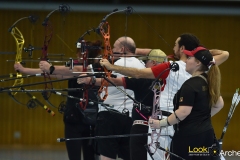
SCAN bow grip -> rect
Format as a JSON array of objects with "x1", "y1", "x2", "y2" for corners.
[{"x1": 151, "y1": 114, "x2": 158, "y2": 120}]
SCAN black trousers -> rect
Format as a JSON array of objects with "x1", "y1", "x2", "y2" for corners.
[
  {"x1": 65, "y1": 122, "x2": 96, "y2": 160},
  {"x1": 130, "y1": 124, "x2": 149, "y2": 160},
  {"x1": 170, "y1": 129, "x2": 216, "y2": 160},
  {"x1": 95, "y1": 111, "x2": 133, "y2": 160}
]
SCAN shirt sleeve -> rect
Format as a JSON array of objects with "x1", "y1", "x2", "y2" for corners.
[
  {"x1": 151, "y1": 62, "x2": 170, "y2": 79},
  {"x1": 123, "y1": 77, "x2": 137, "y2": 90}
]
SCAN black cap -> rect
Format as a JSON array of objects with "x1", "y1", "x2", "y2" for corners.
[{"x1": 183, "y1": 46, "x2": 213, "y2": 67}]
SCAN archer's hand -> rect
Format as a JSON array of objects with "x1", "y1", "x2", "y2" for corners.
[
  {"x1": 100, "y1": 59, "x2": 112, "y2": 70},
  {"x1": 149, "y1": 117, "x2": 161, "y2": 129},
  {"x1": 77, "y1": 74, "x2": 91, "y2": 84},
  {"x1": 14, "y1": 63, "x2": 25, "y2": 73},
  {"x1": 39, "y1": 61, "x2": 51, "y2": 73}
]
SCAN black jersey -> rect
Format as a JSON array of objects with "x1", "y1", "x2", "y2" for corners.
[
  {"x1": 173, "y1": 73, "x2": 212, "y2": 136},
  {"x1": 64, "y1": 64, "x2": 100, "y2": 125},
  {"x1": 124, "y1": 77, "x2": 154, "y2": 121}
]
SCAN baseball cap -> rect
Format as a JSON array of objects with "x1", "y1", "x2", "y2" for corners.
[
  {"x1": 138, "y1": 49, "x2": 167, "y2": 63},
  {"x1": 183, "y1": 46, "x2": 213, "y2": 67}
]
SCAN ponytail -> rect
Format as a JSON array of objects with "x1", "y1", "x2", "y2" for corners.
[{"x1": 207, "y1": 65, "x2": 221, "y2": 107}]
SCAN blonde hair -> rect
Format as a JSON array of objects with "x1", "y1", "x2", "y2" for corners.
[{"x1": 207, "y1": 65, "x2": 221, "y2": 107}]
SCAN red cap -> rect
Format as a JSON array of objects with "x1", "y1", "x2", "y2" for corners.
[
  {"x1": 183, "y1": 46, "x2": 213, "y2": 67},
  {"x1": 183, "y1": 46, "x2": 206, "y2": 56}
]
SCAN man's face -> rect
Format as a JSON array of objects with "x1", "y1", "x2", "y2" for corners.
[
  {"x1": 112, "y1": 40, "x2": 122, "y2": 54},
  {"x1": 144, "y1": 59, "x2": 161, "y2": 68},
  {"x1": 173, "y1": 37, "x2": 181, "y2": 59},
  {"x1": 144, "y1": 60, "x2": 154, "y2": 68}
]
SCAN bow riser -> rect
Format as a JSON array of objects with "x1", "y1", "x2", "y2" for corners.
[
  {"x1": 97, "y1": 22, "x2": 113, "y2": 101},
  {"x1": 78, "y1": 40, "x2": 89, "y2": 110},
  {"x1": 10, "y1": 27, "x2": 24, "y2": 95}
]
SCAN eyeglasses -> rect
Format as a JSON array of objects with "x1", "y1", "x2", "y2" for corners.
[{"x1": 143, "y1": 59, "x2": 151, "y2": 64}]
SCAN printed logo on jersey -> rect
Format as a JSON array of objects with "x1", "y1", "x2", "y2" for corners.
[{"x1": 179, "y1": 97, "x2": 183, "y2": 102}]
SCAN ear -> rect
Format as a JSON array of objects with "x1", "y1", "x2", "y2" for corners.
[
  {"x1": 120, "y1": 46, "x2": 125, "y2": 54},
  {"x1": 152, "y1": 60, "x2": 157, "y2": 65},
  {"x1": 179, "y1": 46, "x2": 186, "y2": 58},
  {"x1": 195, "y1": 58, "x2": 202, "y2": 67},
  {"x1": 179, "y1": 45, "x2": 185, "y2": 52}
]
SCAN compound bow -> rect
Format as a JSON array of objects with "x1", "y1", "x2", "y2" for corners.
[
  {"x1": 41, "y1": 4, "x2": 70, "y2": 109},
  {"x1": 8, "y1": 15, "x2": 55, "y2": 115}
]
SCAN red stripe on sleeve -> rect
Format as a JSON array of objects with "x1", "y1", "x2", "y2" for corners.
[
  {"x1": 122, "y1": 77, "x2": 127, "y2": 89},
  {"x1": 151, "y1": 62, "x2": 170, "y2": 79}
]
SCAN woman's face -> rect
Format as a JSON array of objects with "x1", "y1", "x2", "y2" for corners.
[{"x1": 186, "y1": 56, "x2": 199, "y2": 75}]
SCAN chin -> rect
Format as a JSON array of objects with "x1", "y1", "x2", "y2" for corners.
[
  {"x1": 185, "y1": 68, "x2": 190, "y2": 74},
  {"x1": 174, "y1": 55, "x2": 180, "y2": 60}
]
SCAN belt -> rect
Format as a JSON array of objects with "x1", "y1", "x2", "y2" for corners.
[
  {"x1": 133, "y1": 120, "x2": 148, "y2": 126},
  {"x1": 133, "y1": 104, "x2": 172, "y2": 116},
  {"x1": 162, "y1": 110, "x2": 172, "y2": 116}
]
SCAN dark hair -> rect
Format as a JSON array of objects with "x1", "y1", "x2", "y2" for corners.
[
  {"x1": 77, "y1": 40, "x2": 102, "y2": 64},
  {"x1": 87, "y1": 40, "x2": 102, "y2": 56},
  {"x1": 178, "y1": 33, "x2": 200, "y2": 50}
]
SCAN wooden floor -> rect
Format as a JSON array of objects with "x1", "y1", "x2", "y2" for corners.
[
  {"x1": 0, "y1": 145, "x2": 238, "y2": 160},
  {"x1": 0, "y1": 145, "x2": 68, "y2": 160}
]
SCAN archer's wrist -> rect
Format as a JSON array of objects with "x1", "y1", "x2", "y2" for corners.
[
  {"x1": 49, "y1": 65, "x2": 55, "y2": 74},
  {"x1": 159, "y1": 118, "x2": 171, "y2": 127},
  {"x1": 18, "y1": 68, "x2": 25, "y2": 74}
]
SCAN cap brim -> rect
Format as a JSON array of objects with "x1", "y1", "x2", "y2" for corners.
[
  {"x1": 183, "y1": 50, "x2": 194, "y2": 56},
  {"x1": 183, "y1": 46, "x2": 207, "y2": 57},
  {"x1": 137, "y1": 56, "x2": 148, "y2": 61}
]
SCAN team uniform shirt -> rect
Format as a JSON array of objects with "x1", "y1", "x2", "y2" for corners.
[
  {"x1": 123, "y1": 77, "x2": 154, "y2": 121},
  {"x1": 173, "y1": 73, "x2": 212, "y2": 136},
  {"x1": 64, "y1": 74, "x2": 100, "y2": 124},
  {"x1": 99, "y1": 57, "x2": 145, "y2": 116},
  {"x1": 170, "y1": 73, "x2": 217, "y2": 160},
  {"x1": 151, "y1": 60, "x2": 191, "y2": 113}
]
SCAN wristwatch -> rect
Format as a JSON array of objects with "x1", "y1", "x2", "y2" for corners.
[{"x1": 49, "y1": 65, "x2": 55, "y2": 74}]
